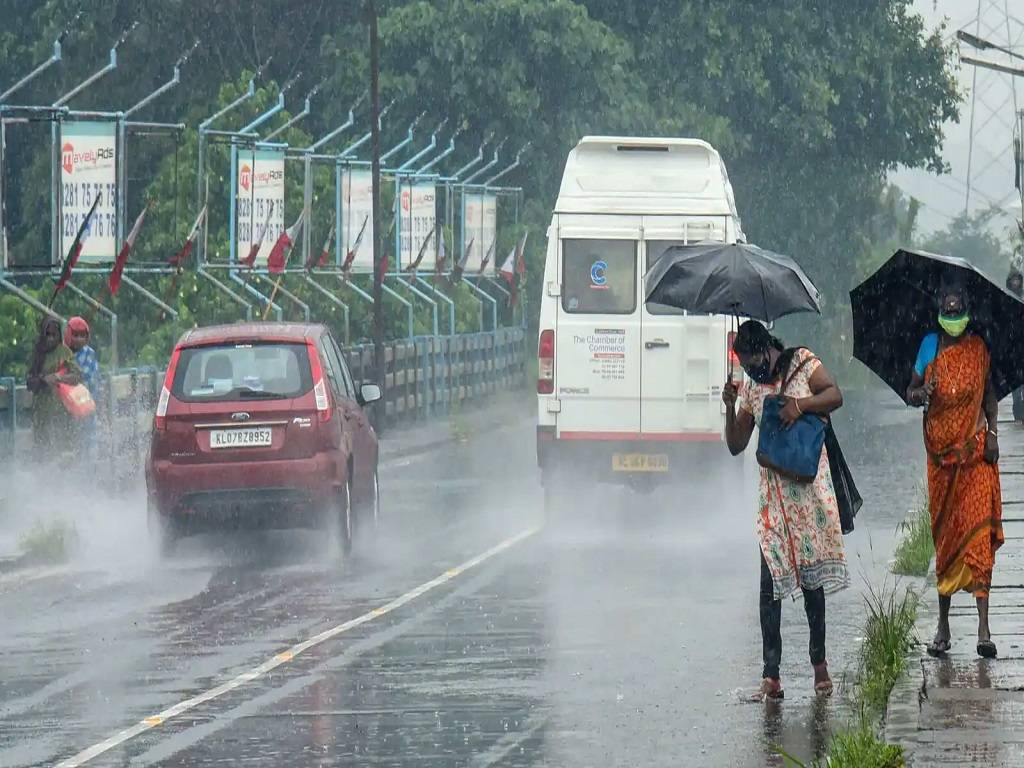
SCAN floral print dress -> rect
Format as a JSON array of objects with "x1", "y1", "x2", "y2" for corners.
[{"x1": 739, "y1": 348, "x2": 849, "y2": 600}]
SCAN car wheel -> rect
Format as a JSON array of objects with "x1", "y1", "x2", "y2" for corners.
[
  {"x1": 337, "y1": 479, "x2": 353, "y2": 555},
  {"x1": 367, "y1": 469, "x2": 381, "y2": 530}
]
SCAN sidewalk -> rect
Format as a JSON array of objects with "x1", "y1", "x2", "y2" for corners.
[
  {"x1": 887, "y1": 404, "x2": 1024, "y2": 766},
  {"x1": 378, "y1": 390, "x2": 531, "y2": 462}
]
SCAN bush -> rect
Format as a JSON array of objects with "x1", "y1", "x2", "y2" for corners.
[{"x1": 891, "y1": 496, "x2": 933, "y2": 577}]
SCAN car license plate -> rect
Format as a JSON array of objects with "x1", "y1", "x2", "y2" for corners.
[
  {"x1": 210, "y1": 426, "x2": 273, "y2": 449},
  {"x1": 612, "y1": 453, "x2": 669, "y2": 472}
]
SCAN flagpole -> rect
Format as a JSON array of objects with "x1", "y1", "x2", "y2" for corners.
[
  {"x1": 50, "y1": 193, "x2": 102, "y2": 309},
  {"x1": 262, "y1": 276, "x2": 283, "y2": 320}
]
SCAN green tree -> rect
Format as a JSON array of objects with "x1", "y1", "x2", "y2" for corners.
[{"x1": 923, "y1": 207, "x2": 1010, "y2": 280}]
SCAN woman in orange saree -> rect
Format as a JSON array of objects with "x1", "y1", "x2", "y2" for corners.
[{"x1": 907, "y1": 283, "x2": 1004, "y2": 658}]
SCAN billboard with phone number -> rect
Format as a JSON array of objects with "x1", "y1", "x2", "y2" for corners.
[
  {"x1": 236, "y1": 148, "x2": 285, "y2": 264},
  {"x1": 60, "y1": 121, "x2": 117, "y2": 264}
]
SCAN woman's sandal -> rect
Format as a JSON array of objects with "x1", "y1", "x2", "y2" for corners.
[
  {"x1": 749, "y1": 677, "x2": 784, "y2": 702},
  {"x1": 977, "y1": 639, "x2": 998, "y2": 659},
  {"x1": 813, "y1": 662, "x2": 833, "y2": 697},
  {"x1": 926, "y1": 638, "x2": 951, "y2": 657}
]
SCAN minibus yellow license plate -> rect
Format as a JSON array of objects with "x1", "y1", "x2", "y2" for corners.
[{"x1": 612, "y1": 453, "x2": 669, "y2": 472}]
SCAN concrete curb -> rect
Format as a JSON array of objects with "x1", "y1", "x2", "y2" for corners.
[{"x1": 883, "y1": 564, "x2": 934, "y2": 753}]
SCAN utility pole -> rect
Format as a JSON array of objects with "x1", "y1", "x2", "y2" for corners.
[{"x1": 367, "y1": 0, "x2": 386, "y2": 425}]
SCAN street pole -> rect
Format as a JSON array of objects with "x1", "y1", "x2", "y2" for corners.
[{"x1": 368, "y1": 0, "x2": 386, "y2": 417}]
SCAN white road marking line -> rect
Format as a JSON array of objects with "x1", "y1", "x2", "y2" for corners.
[{"x1": 55, "y1": 526, "x2": 539, "y2": 768}]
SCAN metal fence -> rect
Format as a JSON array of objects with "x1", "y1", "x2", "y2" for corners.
[{"x1": 0, "y1": 327, "x2": 526, "y2": 476}]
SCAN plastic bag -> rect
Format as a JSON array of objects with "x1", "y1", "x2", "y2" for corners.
[{"x1": 56, "y1": 381, "x2": 96, "y2": 420}]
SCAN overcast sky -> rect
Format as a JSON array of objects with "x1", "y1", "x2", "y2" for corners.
[{"x1": 890, "y1": 0, "x2": 1024, "y2": 239}]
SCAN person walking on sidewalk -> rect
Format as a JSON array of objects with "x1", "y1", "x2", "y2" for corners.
[
  {"x1": 722, "y1": 320, "x2": 849, "y2": 701},
  {"x1": 907, "y1": 280, "x2": 1004, "y2": 658},
  {"x1": 1006, "y1": 270, "x2": 1024, "y2": 424}
]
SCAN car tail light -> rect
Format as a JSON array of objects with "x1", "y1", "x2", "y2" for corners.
[
  {"x1": 538, "y1": 329, "x2": 554, "y2": 395},
  {"x1": 306, "y1": 341, "x2": 332, "y2": 422},
  {"x1": 154, "y1": 347, "x2": 181, "y2": 431}
]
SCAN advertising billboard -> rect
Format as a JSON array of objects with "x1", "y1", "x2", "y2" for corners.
[
  {"x1": 236, "y1": 148, "x2": 285, "y2": 265},
  {"x1": 60, "y1": 121, "x2": 117, "y2": 263}
]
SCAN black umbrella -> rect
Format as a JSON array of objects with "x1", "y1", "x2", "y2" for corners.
[
  {"x1": 850, "y1": 248, "x2": 1024, "y2": 402},
  {"x1": 644, "y1": 243, "x2": 821, "y2": 322}
]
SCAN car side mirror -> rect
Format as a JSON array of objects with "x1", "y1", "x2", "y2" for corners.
[{"x1": 358, "y1": 383, "x2": 382, "y2": 406}]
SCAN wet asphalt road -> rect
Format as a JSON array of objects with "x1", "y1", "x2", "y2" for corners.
[{"x1": 0, "y1": 403, "x2": 922, "y2": 767}]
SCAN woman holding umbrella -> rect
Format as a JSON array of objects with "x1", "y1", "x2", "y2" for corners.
[
  {"x1": 907, "y1": 279, "x2": 1003, "y2": 658},
  {"x1": 723, "y1": 320, "x2": 849, "y2": 700}
]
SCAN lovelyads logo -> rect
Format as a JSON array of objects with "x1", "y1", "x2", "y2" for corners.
[
  {"x1": 253, "y1": 169, "x2": 283, "y2": 185},
  {"x1": 61, "y1": 142, "x2": 114, "y2": 175}
]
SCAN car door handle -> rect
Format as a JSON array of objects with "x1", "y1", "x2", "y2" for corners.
[{"x1": 645, "y1": 339, "x2": 670, "y2": 349}]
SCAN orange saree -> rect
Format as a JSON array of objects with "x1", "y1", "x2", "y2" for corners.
[{"x1": 923, "y1": 334, "x2": 1003, "y2": 598}]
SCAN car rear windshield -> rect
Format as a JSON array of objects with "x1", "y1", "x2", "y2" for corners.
[
  {"x1": 171, "y1": 342, "x2": 313, "y2": 402},
  {"x1": 561, "y1": 239, "x2": 637, "y2": 315}
]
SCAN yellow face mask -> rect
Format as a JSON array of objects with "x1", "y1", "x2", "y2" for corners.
[{"x1": 938, "y1": 313, "x2": 969, "y2": 337}]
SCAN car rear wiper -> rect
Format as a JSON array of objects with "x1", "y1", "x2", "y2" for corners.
[{"x1": 236, "y1": 389, "x2": 287, "y2": 399}]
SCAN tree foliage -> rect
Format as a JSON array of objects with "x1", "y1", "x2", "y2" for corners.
[{"x1": 0, "y1": 0, "x2": 960, "y2": 376}]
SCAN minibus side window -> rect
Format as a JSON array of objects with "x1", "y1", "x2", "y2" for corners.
[
  {"x1": 561, "y1": 239, "x2": 636, "y2": 315},
  {"x1": 645, "y1": 240, "x2": 685, "y2": 315}
]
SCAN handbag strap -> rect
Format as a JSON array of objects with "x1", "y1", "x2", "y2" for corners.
[{"x1": 780, "y1": 352, "x2": 818, "y2": 397}]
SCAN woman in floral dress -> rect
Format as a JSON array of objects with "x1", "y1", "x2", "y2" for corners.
[{"x1": 722, "y1": 320, "x2": 849, "y2": 701}]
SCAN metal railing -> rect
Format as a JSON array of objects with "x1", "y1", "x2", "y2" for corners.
[{"x1": 0, "y1": 328, "x2": 527, "y2": 473}]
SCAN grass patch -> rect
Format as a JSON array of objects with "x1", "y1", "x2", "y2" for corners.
[
  {"x1": 779, "y1": 720, "x2": 906, "y2": 767},
  {"x1": 18, "y1": 518, "x2": 78, "y2": 564},
  {"x1": 891, "y1": 495, "x2": 933, "y2": 577},
  {"x1": 858, "y1": 580, "x2": 920, "y2": 713},
  {"x1": 779, "y1": 579, "x2": 918, "y2": 767}
]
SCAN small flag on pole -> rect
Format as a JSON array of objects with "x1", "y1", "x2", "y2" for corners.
[
  {"x1": 52, "y1": 193, "x2": 102, "y2": 305},
  {"x1": 479, "y1": 238, "x2": 496, "y2": 275},
  {"x1": 310, "y1": 218, "x2": 337, "y2": 271},
  {"x1": 499, "y1": 245, "x2": 517, "y2": 305},
  {"x1": 267, "y1": 210, "x2": 305, "y2": 275},
  {"x1": 169, "y1": 206, "x2": 207, "y2": 268},
  {"x1": 404, "y1": 222, "x2": 435, "y2": 273},
  {"x1": 452, "y1": 238, "x2": 474, "y2": 284},
  {"x1": 241, "y1": 201, "x2": 276, "y2": 269},
  {"x1": 108, "y1": 202, "x2": 151, "y2": 296},
  {"x1": 515, "y1": 230, "x2": 528, "y2": 276},
  {"x1": 435, "y1": 230, "x2": 447, "y2": 276},
  {"x1": 342, "y1": 214, "x2": 369, "y2": 273}
]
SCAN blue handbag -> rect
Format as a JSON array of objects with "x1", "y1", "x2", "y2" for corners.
[{"x1": 756, "y1": 355, "x2": 827, "y2": 483}]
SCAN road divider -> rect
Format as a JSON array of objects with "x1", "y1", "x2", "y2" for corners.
[{"x1": 55, "y1": 525, "x2": 540, "y2": 768}]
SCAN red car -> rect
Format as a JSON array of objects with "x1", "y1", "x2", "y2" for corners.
[{"x1": 145, "y1": 322, "x2": 381, "y2": 554}]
